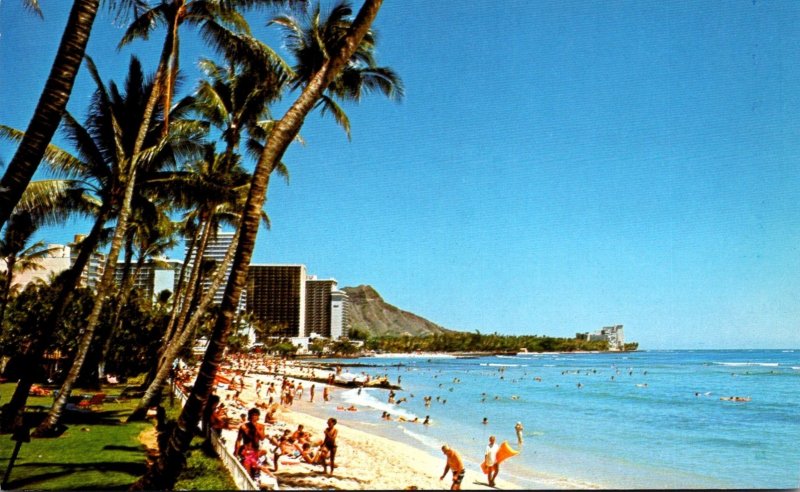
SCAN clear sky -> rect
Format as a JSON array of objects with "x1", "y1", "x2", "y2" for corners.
[{"x1": 1, "y1": 1, "x2": 799, "y2": 349}]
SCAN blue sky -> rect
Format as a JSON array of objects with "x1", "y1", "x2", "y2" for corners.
[{"x1": 1, "y1": 1, "x2": 799, "y2": 349}]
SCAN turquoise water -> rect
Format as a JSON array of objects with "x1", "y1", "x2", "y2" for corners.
[{"x1": 291, "y1": 350, "x2": 800, "y2": 489}]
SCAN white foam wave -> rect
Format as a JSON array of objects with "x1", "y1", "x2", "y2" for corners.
[
  {"x1": 714, "y1": 362, "x2": 779, "y2": 367},
  {"x1": 480, "y1": 363, "x2": 527, "y2": 367},
  {"x1": 340, "y1": 388, "x2": 418, "y2": 420},
  {"x1": 369, "y1": 353, "x2": 455, "y2": 358},
  {"x1": 398, "y1": 425, "x2": 441, "y2": 451},
  {"x1": 792, "y1": 366, "x2": 800, "y2": 371}
]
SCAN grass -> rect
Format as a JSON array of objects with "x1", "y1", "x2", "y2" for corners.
[{"x1": 0, "y1": 382, "x2": 236, "y2": 490}]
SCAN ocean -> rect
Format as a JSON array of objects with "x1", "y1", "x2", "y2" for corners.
[{"x1": 287, "y1": 350, "x2": 800, "y2": 489}]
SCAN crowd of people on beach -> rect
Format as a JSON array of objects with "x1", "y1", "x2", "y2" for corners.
[
  {"x1": 174, "y1": 356, "x2": 350, "y2": 488},
  {"x1": 173, "y1": 353, "x2": 531, "y2": 490}
]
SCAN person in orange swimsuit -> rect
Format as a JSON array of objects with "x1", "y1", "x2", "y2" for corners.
[{"x1": 440, "y1": 445, "x2": 466, "y2": 490}]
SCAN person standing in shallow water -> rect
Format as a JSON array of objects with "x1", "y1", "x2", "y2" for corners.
[{"x1": 515, "y1": 421, "x2": 524, "y2": 446}]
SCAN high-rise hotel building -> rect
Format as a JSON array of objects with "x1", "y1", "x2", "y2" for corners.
[
  {"x1": 247, "y1": 264, "x2": 308, "y2": 338},
  {"x1": 246, "y1": 265, "x2": 349, "y2": 339},
  {"x1": 188, "y1": 230, "x2": 236, "y2": 306},
  {"x1": 306, "y1": 278, "x2": 336, "y2": 338}
]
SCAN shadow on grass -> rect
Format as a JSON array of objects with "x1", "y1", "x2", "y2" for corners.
[
  {"x1": 7, "y1": 461, "x2": 146, "y2": 490},
  {"x1": 103, "y1": 444, "x2": 145, "y2": 453},
  {"x1": 61, "y1": 408, "x2": 132, "y2": 426}
]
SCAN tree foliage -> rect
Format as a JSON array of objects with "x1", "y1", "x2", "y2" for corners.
[
  {"x1": 361, "y1": 332, "x2": 616, "y2": 353},
  {"x1": 0, "y1": 281, "x2": 168, "y2": 384}
]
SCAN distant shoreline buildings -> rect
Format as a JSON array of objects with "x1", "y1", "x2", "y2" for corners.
[
  {"x1": 576, "y1": 325, "x2": 625, "y2": 351},
  {"x1": 6, "y1": 232, "x2": 350, "y2": 345}
]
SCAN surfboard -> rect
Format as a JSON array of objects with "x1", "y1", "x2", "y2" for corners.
[{"x1": 481, "y1": 441, "x2": 519, "y2": 473}]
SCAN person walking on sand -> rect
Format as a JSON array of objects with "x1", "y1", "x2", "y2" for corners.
[
  {"x1": 310, "y1": 384, "x2": 315, "y2": 402},
  {"x1": 515, "y1": 421, "x2": 524, "y2": 446},
  {"x1": 440, "y1": 445, "x2": 465, "y2": 490},
  {"x1": 323, "y1": 417, "x2": 338, "y2": 475},
  {"x1": 484, "y1": 435, "x2": 500, "y2": 487}
]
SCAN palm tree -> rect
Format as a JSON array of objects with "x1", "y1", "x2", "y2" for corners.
[
  {"x1": 98, "y1": 212, "x2": 179, "y2": 380},
  {"x1": 118, "y1": 0, "x2": 303, "y2": 137},
  {"x1": 130, "y1": 147, "x2": 274, "y2": 417},
  {"x1": 0, "y1": 0, "x2": 142, "y2": 231},
  {"x1": 269, "y1": 0, "x2": 403, "y2": 138},
  {"x1": 128, "y1": 53, "x2": 289, "y2": 415},
  {"x1": 132, "y1": 1, "x2": 388, "y2": 487},
  {"x1": 30, "y1": 56, "x2": 206, "y2": 436}
]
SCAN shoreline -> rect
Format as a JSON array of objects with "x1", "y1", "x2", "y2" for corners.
[{"x1": 204, "y1": 359, "x2": 526, "y2": 490}]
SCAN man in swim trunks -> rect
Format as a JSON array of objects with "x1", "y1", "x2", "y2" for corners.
[
  {"x1": 484, "y1": 435, "x2": 500, "y2": 486},
  {"x1": 323, "y1": 417, "x2": 338, "y2": 475},
  {"x1": 235, "y1": 408, "x2": 266, "y2": 478},
  {"x1": 440, "y1": 445, "x2": 465, "y2": 490}
]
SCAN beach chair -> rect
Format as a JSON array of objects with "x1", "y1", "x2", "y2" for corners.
[{"x1": 77, "y1": 393, "x2": 106, "y2": 411}]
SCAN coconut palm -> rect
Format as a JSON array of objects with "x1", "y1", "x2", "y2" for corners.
[
  {"x1": 132, "y1": 1, "x2": 387, "y2": 487},
  {"x1": 27, "y1": 55, "x2": 206, "y2": 436},
  {"x1": 130, "y1": 52, "x2": 289, "y2": 409},
  {"x1": 98, "y1": 210, "x2": 180, "y2": 380},
  {"x1": 269, "y1": 0, "x2": 403, "y2": 138},
  {"x1": 129, "y1": 151, "x2": 275, "y2": 420},
  {"x1": 118, "y1": 0, "x2": 304, "y2": 137},
  {"x1": 0, "y1": 0, "x2": 142, "y2": 231}
]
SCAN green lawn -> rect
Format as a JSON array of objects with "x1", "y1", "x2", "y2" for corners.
[{"x1": 0, "y1": 383, "x2": 236, "y2": 490}]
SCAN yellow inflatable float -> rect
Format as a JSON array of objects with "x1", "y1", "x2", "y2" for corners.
[{"x1": 481, "y1": 440, "x2": 520, "y2": 474}]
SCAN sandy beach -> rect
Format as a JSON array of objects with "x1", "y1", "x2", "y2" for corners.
[{"x1": 200, "y1": 358, "x2": 521, "y2": 490}]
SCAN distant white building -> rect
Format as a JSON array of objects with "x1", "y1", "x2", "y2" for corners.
[
  {"x1": 114, "y1": 258, "x2": 182, "y2": 301},
  {"x1": 330, "y1": 290, "x2": 348, "y2": 339},
  {"x1": 577, "y1": 325, "x2": 625, "y2": 350},
  {"x1": 2, "y1": 235, "x2": 106, "y2": 291}
]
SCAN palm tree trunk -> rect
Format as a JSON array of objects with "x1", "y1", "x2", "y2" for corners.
[
  {"x1": 168, "y1": 218, "x2": 213, "y2": 344},
  {"x1": 131, "y1": 1, "x2": 385, "y2": 487},
  {"x1": 161, "y1": 10, "x2": 182, "y2": 137},
  {"x1": 0, "y1": 256, "x2": 16, "y2": 329},
  {"x1": 98, "y1": 240, "x2": 143, "y2": 380},
  {"x1": 0, "y1": 0, "x2": 100, "y2": 230},
  {"x1": 163, "y1": 226, "x2": 197, "y2": 340},
  {"x1": 142, "y1": 219, "x2": 211, "y2": 388},
  {"x1": 139, "y1": 224, "x2": 199, "y2": 389},
  {"x1": 128, "y1": 225, "x2": 240, "y2": 421},
  {"x1": 0, "y1": 203, "x2": 110, "y2": 433},
  {"x1": 34, "y1": 167, "x2": 139, "y2": 437}
]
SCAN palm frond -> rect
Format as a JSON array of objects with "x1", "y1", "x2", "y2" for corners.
[
  {"x1": 58, "y1": 113, "x2": 111, "y2": 181},
  {"x1": 117, "y1": 2, "x2": 170, "y2": 49},
  {"x1": 274, "y1": 160, "x2": 290, "y2": 185},
  {"x1": 15, "y1": 180, "x2": 100, "y2": 228},
  {"x1": 317, "y1": 95, "x2": 351, "y2": 139},
  {"x1": 22, "y1": 0, "x2": 43, "y2": 19}
]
